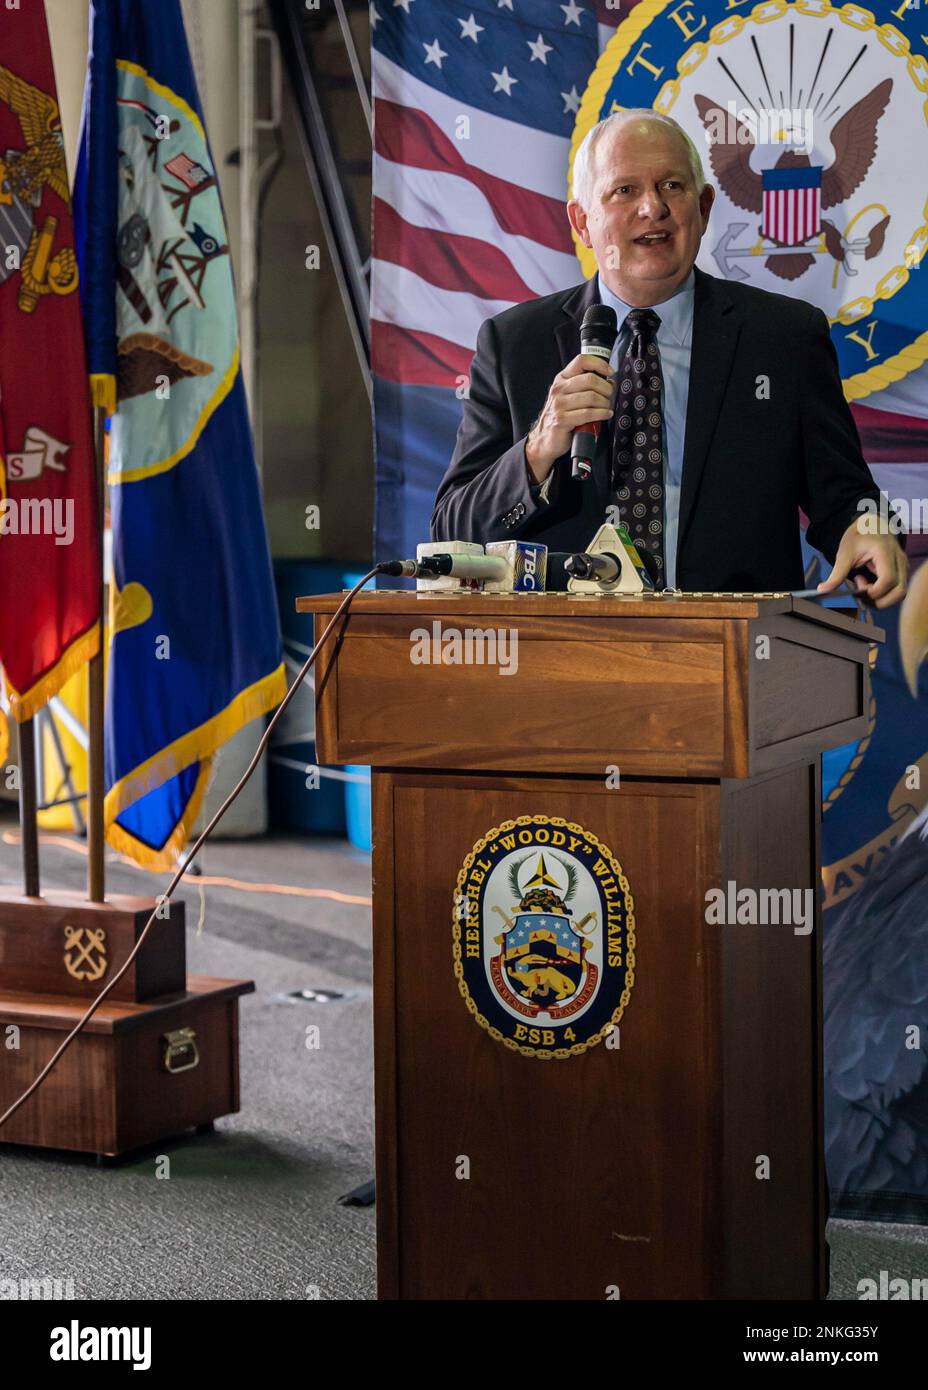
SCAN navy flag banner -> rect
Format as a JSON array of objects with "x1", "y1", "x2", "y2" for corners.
[{"x1": 73, "y1": 0, "x2": 285, "y2": 867}]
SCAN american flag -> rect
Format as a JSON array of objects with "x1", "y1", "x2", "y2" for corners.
[
  {"x1": 164, "y1": 152, "x2": 211, "y2": 189},
  {"x1": 370, "y1": 0, "x2": 620, "y2": 557}
]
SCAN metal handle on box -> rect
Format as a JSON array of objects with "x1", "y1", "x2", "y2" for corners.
[{"x1": 162, "y1": 1026, "x2": 199, "y2": 1074}]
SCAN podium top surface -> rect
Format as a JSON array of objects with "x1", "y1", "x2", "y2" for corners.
[{"x1": 296, "y1": 589, "x2": 883, "y2": 643}]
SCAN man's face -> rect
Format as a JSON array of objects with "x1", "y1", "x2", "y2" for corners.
[{"x1": 568, "y1": 120, "x2": 715, "y2": 305}]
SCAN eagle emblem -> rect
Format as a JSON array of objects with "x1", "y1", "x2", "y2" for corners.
[
  {"x1": 694, "y1": 79, "x2": 893, "y2": 282},
  {"x1": 0, "y1": 63, "x2": 78, "y2": 311},
  {"x1": 571, "y1": 0, "x2": 928, "y2": 401}
]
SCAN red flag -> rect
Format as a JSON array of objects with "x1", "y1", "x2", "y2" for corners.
[{"x1": 0, "y1": 2, "x2": 99, "y2": 722}]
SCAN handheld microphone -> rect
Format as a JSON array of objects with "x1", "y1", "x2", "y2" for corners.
[{"x1": 571, "y1": 303, "x2": 617, "y2": 483}]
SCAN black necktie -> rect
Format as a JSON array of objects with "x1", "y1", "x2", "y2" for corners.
[{"x1": 611, "y1": 308, "x2": 666, "y2": 585}]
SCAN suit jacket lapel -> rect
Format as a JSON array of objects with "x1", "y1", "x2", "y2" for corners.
[
  {"x1": 678, "y1": 267, "x2": 741, "y2": 552},
  {"x1": 555, "y1": 276, "x2": 600, "y2": 368}
]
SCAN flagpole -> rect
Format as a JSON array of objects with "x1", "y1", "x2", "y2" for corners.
[
  {"x1": 87, "y1": 405, "x2": 107, "y2": 903},
  {"x1": 18, "y1": 717, "x2": 40, "y2": 898}
]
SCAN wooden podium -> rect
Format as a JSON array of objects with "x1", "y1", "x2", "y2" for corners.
[{"x1": 299, "y1": 589, "x2": 880, "y2": 1301}]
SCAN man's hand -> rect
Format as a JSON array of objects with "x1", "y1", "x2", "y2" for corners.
[
  {"x1": 817, "y1": 516, "x2": 908, "y2": 609},
  {"x1": 525, "y1": 354, "x2": 615, "y2": 483}
]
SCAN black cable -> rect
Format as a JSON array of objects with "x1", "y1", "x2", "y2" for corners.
[{"x1": 0, "y1": 565, "x2": 382, "y2": 1133}]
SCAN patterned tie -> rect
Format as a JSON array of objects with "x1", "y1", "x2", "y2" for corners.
[{"x1": 611, "y1": 308, "x2": 666, "y2": 586}]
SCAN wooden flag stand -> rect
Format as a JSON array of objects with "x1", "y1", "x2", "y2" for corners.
[{"x1": 0, "y1": 408, "x2": 253, "y2": 1158}]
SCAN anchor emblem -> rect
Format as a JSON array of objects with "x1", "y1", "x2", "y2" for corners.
[{"x1": 63, "y1": 925, "x2": 108, "y2": 982}]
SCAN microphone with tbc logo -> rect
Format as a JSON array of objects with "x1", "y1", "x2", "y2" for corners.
[
  {"x1": 571, "y1": 303, "x2": 618, "y2": 484},
  {"x1": 379, "y1": 526, "x2": 653, "y2": 595},
  {"x1": 377, "y1": 541, "x2": 549, "y2": 592}
]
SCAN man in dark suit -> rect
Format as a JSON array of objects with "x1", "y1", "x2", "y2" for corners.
[{"x1": 431, "y1": 110, "x2": 907, "y2": 603}]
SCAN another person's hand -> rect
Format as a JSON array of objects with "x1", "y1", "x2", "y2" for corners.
[
  {"x1": 525, "y1": 354, "x2": 615, "y2": 483},
  {"x1": 817, "y1": 516, "x2": 908, "y2": 609}
]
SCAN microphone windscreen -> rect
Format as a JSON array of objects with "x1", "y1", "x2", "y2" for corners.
[
  {"x1": 579, "y1": 303, "x2": 618, "y2": 352},
  {"x1": 545, "y1": 553, "x2": 573, "y2": 592}
]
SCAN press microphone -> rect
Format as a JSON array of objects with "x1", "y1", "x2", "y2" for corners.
[
  {"x1": 378, "y1": 558, "x2": 425, "y2": 578},
  {"x1": 544, "y1": 553, "x2": 573, "y2": 592},
  {"x1": 416, "y1": 552, "x2": 508, "y2": 581},
  {"x1": 379, "y1": 541, "x2": 548, "y2": 592},
  {"x1": 564, "y1": 551, "x2": 622, "y2": 583},
  {"x1": 381, "y1": 548, "x2": 623, "y2": 591},
  {"x1": 571, "y1": 303, "x2": 617, "y2": 483},
  {"x1": 378, "y1": 553, "x2": 507, "y2": 581}
]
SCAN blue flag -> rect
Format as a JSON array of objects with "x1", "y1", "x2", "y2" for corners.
[{"x1": 73, "y1": 0, "x2": 285, "y2": 867}]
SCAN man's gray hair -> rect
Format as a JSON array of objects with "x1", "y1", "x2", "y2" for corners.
[{"x1": 572, "y1": 109, "x2": 707, "y2": 206}]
